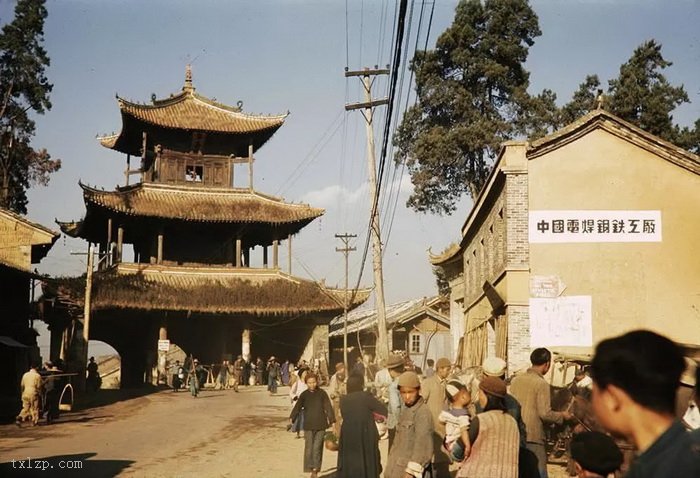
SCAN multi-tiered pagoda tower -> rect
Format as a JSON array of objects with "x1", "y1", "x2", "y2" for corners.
[{"x1": 56, "y1": 68, "x2": 368, "y2": 386}]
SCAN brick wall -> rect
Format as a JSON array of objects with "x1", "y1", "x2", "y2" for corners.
[
  {"x1": 507, "y1": 304, "x2": 531, "y2": 372},
  {"x1": 505, "y1": 172, "x2": 529, "y2": 268},
  {"x1": 462, "y1": 183, "x2": 507, "y2": 305}
]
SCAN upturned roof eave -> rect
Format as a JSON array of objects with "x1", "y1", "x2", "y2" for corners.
[{"x1": 77, "y1": 181, "x2": 325, "y2": 224}]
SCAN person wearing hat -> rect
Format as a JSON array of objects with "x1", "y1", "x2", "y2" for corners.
[
  {"x1": 189, "y1": 358, "x2": 203, "y2": 397},
  {"x1": 510, "y1": 348, "x2": 573, "y2": 478},
  {"x1": 479, "y1": 356, "x2": 527, "y2": 449},
  {"x1": 267, "y1": 356, "x2": 280, "y2": 395},
  {"x1": 420, "y1": 357, "x2": 452, "y2": 477},
  {"x1": 385, "y1": 371, "x2": 433, "y2": 478},
  {"x1": 383, "y1": 353, "x2": 406, "y2": 450},
  {"x1": 569, "y1": 431, "x2": 622, "y2": 478},
  {"x1": 456, "y1": 376, "x2": 520, "y2": 478}
]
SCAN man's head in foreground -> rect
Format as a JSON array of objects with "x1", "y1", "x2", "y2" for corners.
[
  {"x1": 591, "y1": 329, "x2": 684, "y2": 447},
  {"x1": 570, "y1": 431, "x2": 623, "y2": 478}
]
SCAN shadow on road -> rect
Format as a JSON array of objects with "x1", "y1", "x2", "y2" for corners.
[
  {"x1": 0, "y1": 452, "x2": 134, "y2": 477},
  {"x1": 74, "y1": 386, "x2": 161, "y2": 411}
]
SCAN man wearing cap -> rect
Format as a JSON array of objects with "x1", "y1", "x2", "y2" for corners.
[
  {"x1": 569, "y1": 431, "x2": 622, "y2": 478},
  {"x1": 385, "y1": 371, "x2": 433, "y2": 478},
  {"x1": 421, "y1": 357, "x2": 452, "y2": 478},
  {"x1": 510, "y1": 348, "x2": 572, "y2": 478},
  {"x1": 384, "y1": 354, "x2": 406, "y2": 450},
  {"x1": 480, "y1": 356, "x2": 527, "y2": 449}
]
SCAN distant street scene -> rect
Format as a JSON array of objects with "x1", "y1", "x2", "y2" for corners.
[{"x1": 2, "y1": 1, "x2": 700, "y2": 477}]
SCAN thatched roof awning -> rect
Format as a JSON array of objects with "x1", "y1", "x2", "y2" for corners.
[
  {"x1": 43, "y1": 264, "x2": 371, "y2": 318},
  {"x1": 78, "y1": 182, "x2": 324, "y2": 224}
]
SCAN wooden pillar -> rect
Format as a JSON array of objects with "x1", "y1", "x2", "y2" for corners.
[
  {"x1": 157, "y1": 233, "x2": 164, "y2": 264},
  {"x1": 242, "y1": 328, "x2": 251, "y2": 363},
  {"x1": 117, "y1": 227, "x2": 124, "y2": 263},
  {"x1": 248, "y1": 143, "x2": 254, "y2": 191},
  {"x1": 287, "y1": 234, "x2": 292, "y2": 274},
  {"x1": 263, "y1": 246, "x2": 268, "y2": 268},
  {"x1": 158, "y1": 317, "x2": 168, "y2": 384},
  {"x1": 125, "y1": 154, "x2": 131, "y2": 186},
  {"x1": 273, "y1": 240, "x2": 279, "y2": 269},
  {"x1": 107, "y1": 218, "x2": 113, "y2": 267},
  {"x1": 235, "y1": 239, "x2": 242, "y2": 267}
]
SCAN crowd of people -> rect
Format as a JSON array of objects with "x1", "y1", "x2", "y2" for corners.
[
  {"x1": 167, "y1": 355, "x2": 328, "y2": 399},
  {"x1": 14, "y1": 329, "x2": 700, "y2": 477},
  {"x1": 287, "y1": 329, "x2": 700, "y2": 478}
]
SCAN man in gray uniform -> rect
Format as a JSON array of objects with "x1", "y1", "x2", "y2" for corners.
[{"x1": 385, "y1": 371, "x2": 433, "y2": 478}]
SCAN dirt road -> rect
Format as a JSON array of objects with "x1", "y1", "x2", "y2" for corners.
[
  {"x1": 0, "y1": 386, "x2": 568, "y2": 477},
  {"x1": 0, "y1": 385, "x2": 347, "y2": 477}
]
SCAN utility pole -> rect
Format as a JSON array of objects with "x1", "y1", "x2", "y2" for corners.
[
  {"x1": 335, "y1": 233, "x2": 357, "y2": 370},
  {"x1": 74, "y1": 243, "x2": 94, "y2": 393},
  {"x1": 345, "y1": 67, "x2": 390, "y2": 364}
]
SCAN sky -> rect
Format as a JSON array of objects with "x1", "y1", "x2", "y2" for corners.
[{"x1": 1, "y1": 0, "x2": 698, "y2": 357}]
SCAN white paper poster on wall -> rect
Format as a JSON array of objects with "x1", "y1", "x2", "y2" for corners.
[
  {"x1": 529, "y1": 296, "x2": 593, "y2": 347},
  {"x1": 529, "y1": 210, "x2": 662, "y2": 243},
  {"x1": 530, "y1": 275, "x2": 566, "y2": 298}
]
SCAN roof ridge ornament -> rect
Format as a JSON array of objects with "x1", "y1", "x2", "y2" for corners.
[
  {"x1": 595, "y1": 89, "x2": 605, "y2": 110},
  {"x1": 183, "y1": 64, "x2": 195, "y2": 93}
]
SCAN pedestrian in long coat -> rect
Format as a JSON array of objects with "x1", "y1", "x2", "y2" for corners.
[
  {"x1": 290, "y1": 372, "x2": 335, "y2": 478},
  {"x1": 337, "y1": 374, "x2": 388, "y2": 478}
]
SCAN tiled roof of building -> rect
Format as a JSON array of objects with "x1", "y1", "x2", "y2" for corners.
[
  {"x1": 328, "y1": 296, "x2": 449, "y2": 336},
  {"x1": 75, "y1": 182, "x2": 324, "y2": 224},
  {"x1": 97, "y1": 68, "x2": 288, "y2": 155},
  {"x1": 528, "y1": 109, "x2": 700, "y2": 174},
  {"x1": 0, "y1": 208, "x2": 59, "y2": 271},
  {"x1": 107, "y1": 90, "x2": 287, "y2": 135},
  {"x1": 428, "y1": 242, "x2": 461, "y2": 266},
  {"x1": 43, "y1": 264, "x2": 371, "y2": 317}
]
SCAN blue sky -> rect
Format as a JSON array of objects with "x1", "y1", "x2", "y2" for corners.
[{"x1": 1, "y1": 0, "x2": 698, "y2": 355}]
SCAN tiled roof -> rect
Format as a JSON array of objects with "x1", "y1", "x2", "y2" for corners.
[
  {"x1": 115, "y1": 90, "x2": 287, "y2": 134},
  {"x1": 428, "y1": 242, "x2": 461, "y2": 266},
  {"x1": 0, "y1": 208, "x2": 59, "y2": 271},
  {"x1": 79, "y1": 182, "x2": 324, "y2": 224},
  {"x1": 528, "y1": 109, "x2": 700, "y2": 174},
  {"x1": 44, "y1": 264, "x2": 371, "y2": 317},
  {"x1": 328, "y1": 296, "x2": 449, "y2": 336}
]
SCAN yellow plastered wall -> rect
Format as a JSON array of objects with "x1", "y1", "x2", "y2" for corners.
[{"x1": 528, "y1": 128, "x2": 700, "y2": 346}]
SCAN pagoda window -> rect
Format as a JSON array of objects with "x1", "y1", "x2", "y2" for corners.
[{"x1": 185, "y1": 165, "x2": 203, "y2": 182}]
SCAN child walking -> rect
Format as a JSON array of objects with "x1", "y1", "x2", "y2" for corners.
[{"x1": 289, "y1": 372, "x2": 335, "y2": 478}]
